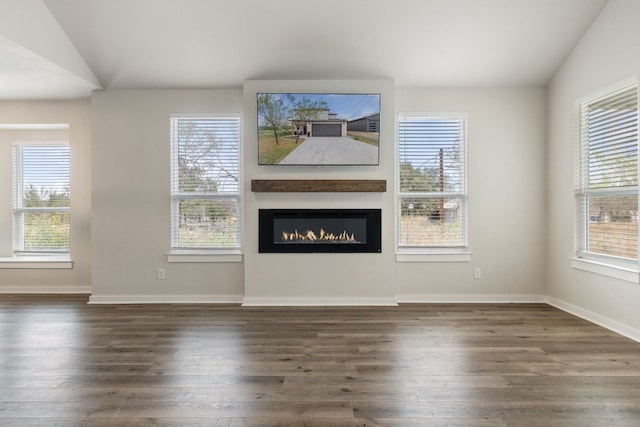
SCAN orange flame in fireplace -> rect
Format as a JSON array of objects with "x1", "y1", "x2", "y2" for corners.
[{"x1": 282, "y1": 228, "x2": 357, "y2": 242}]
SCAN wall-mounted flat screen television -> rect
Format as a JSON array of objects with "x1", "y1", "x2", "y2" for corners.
[{"x1": 257, "y1": 93, "x2": 381, "y2": 166}]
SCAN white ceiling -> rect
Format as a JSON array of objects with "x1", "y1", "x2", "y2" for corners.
[{"x1": 1, "y1": 0, "x2": 609, "y2": 100}]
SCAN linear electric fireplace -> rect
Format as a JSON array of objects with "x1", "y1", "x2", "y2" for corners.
[{"x1": 259, "y1": 209, "x2": 381, "y2": 253}]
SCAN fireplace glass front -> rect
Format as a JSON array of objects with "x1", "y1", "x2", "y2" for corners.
[{"x1": 259, "y1": 209, "x2": 381, "y2": 253}]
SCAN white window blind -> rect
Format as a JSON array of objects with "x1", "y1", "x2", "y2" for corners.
[
  {"x1": 576, "y1": 80, "x2": 639, "y2": 263},
  {"x1": 12, "y1": 143, "x2": 70, "y2": 253},
  {"x1": 170, "y1": 115, "x2": 241, "y2": 249},
  {"x1": 397, "y1": 114, "x2": 467, "y2": 250}
]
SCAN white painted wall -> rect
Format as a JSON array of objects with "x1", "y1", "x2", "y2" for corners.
[
  {"x1": 0, "y1": 100, "x2": 91, "y2": 291},
  {"x1": 547, "y1": 0, "x2": 640, "y2": 335},
  {"x1": 89, "y1": 90, "x2": 244, "y2": 301},
  {"x1": 395, "y1": 88, "x2": 547, "y2": 301},
  {"x1": 3, "y1": 86, "x2": 546, "y2": 304}
]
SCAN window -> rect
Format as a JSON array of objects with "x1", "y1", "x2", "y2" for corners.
[
  {"x1": 170, "y1": 115, "x2": 241, "y2": 252},
  {"x1": 397, "y1": 114, "x2": 468, "y2": 254},
  {"x1": 575, "y1": 79, "x2": 639, "y2": 272},
  {"x1": 12, "y1": 142, "x2": 70, "y2": 254}
]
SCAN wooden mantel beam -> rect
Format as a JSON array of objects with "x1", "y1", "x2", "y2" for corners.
[{"x1": 250, "y1": 179, "x2": 386, "y2": 193}]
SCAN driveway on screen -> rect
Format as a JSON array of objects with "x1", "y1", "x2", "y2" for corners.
[{"x1": 279, "y1": 137, "x2": 378, "y2": 165}]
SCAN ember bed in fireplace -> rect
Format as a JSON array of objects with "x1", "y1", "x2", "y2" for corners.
[{"x1": 259, "y1": 209, "x2": 381, "y2": 253}]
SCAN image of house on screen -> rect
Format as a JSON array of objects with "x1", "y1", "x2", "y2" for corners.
[
  {"x1": 257, "y1": 92, "x2": 381, "y2": 165},
  {"x1": 290, "y1": 108, "x2": 348, "y2": 137}
]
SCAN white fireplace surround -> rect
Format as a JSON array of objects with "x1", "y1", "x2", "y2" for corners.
[{"x1": 240, "y1": 79, "x2": 398, "y2": 304}]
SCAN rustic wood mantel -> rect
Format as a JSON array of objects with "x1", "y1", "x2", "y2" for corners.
[{"x1": 251, "y1": 179, "x2": 386, "y2": 193}]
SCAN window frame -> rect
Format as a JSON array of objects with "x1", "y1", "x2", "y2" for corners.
[
  {"x1": 168, "y1": 114, "x2": 243, "y2": 262},
  {"x1": 12, "y1": 141, "x2": 71, "y2": 256},
  {"x1": 396, "y1": 112, "x2": 470, "y2": 262},
  {"x1": 573, "y1": 76, "x2": 640, "y2": 281}
]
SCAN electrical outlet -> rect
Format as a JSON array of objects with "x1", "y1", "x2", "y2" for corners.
[
  {"x1": 473, "y1": 268, "x2": 481, "y2": 279},
  {"x1": 157, "y1": 268, "x2": 166, "y2": 280}
]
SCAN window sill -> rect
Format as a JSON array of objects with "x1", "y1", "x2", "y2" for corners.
[
  {"x1": 0, "y1": 256, "x2": 73, "y2": 269},
  {"x1": 167, "y1": 250, "x2": 243, "y2": 263},
  {"x1": 571, "y1": 257, "x2": 639, "y2": 284},
  {"x1": 396, "y1": 251, "x2": 471, "y2": 263}
]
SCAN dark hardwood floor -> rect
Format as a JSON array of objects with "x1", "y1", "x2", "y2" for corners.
[{"x1": 1, "y1": 295, "x2": 640, "y2": 426}]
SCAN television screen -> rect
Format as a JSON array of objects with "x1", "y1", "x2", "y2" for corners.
[{"x1": 257, "y1": 93, "x2": 380, "y2": 166}]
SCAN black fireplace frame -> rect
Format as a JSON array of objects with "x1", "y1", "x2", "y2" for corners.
[{"x1": 259, "y1": 209, "x2": 382, "y2": 253}]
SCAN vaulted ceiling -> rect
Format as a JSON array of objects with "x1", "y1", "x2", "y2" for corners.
[{"x1": 0, "y1": 0, "x2": 609, "y2": 100}]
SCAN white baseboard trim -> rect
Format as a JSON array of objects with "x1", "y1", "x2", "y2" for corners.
[
  {"x1": 4, "y1": 289, "x2": 638, "y2": 343},
  {"x1": 0, "y1": 285, "x2": 91, "y2": 294},
  {"x1": 546, "y1": 296, "x2": 640, "y2": 343},
  {"x1": 396, "y1": 294, "x2": 547, "y2": 303},
  {"x1": 242, "y1": 297, "x2": 399, "y2": 306},
  {"x1": 88, "y1": 294, "x2": 244, "y2": 304}
]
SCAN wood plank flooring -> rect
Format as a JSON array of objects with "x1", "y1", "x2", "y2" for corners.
[{"x1": 1, "y1": 295, "x2": 640, "y2": 426}]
